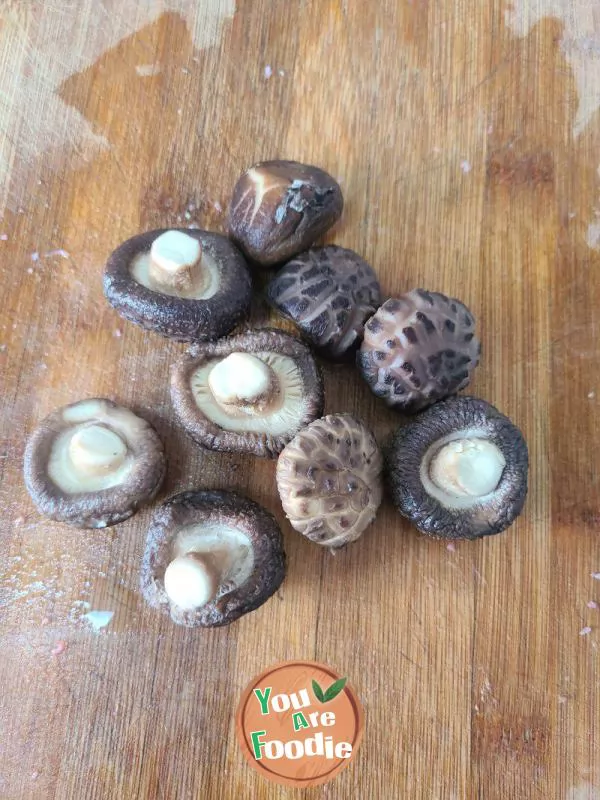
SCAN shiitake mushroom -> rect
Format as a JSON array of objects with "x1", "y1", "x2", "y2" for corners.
[
  {"x1": 103, "y1": 228, "x2": 252, "y2": 341},
  {"x1": 23, "y1": 398, "x2": 165, "y2": 528},
  {"x1": 358, "y1": 290, "x2": 481, "y2": 413},
  {"x1": 140, "y1": 489, "x2": 286, "y2": 627},
  {"x1": 266, "y1": 245, "x2": 381, "y2": 360},
  {"x1": 276, "y1": 414, "x2": 383, "y2": 548},
  {"x1": 228, "y1": 160, "x2": 343, "y2": 266},
  {"x1": 386, "y1": 396, "x2": 528, "y2": 540},
  {"x1": 170, "y1": 328, "x2": 323, "y2": 458}
]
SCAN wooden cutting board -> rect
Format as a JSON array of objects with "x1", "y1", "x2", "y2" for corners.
[{"x1": 1, "y1": 2, "x2": 599, "y2": 798}]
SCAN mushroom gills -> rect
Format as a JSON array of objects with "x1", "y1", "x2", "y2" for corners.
[
  {"x1": 48, "y1": 423, "x2": 133, "y2": 493},
  {"x1": 420, "y1": 428, "x2": 506, "y2": 510},
  {"x1": 129, "y1": 230, "x2": 220, "y2": 299},
  {"x1": 164, "y1": 523, "x2": 255, "y2": 609},
  {"x1": 190, "y1": 351, "x2": 308, "y2": 435}
]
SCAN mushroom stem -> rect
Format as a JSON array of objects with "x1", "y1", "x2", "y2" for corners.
[
  {"x1": 429, "y1": 438, "x2": 506, "y2": 499},
  {"x1": 68, "y1": 424, "x2": 127, "y2": 475},
  {"x1": 208, "y1": 352, "x2": 276, "y2": 411},
  {"x1": 163, "y1": 552, "x2": 219, "y2": 611},
  {"x1": 149, "y1": 230, "x2": 203, "y2": 292}
]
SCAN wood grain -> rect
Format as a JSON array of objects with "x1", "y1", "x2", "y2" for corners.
[{"x1": 1, "y1": 1, "x2": 599, "y2": 798}]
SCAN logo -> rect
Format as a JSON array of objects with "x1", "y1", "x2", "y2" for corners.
[{"x1": 236, "y1": 660, "x2": 364, "y2": 788}]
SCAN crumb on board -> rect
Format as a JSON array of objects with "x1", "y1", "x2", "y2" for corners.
[
  {"x1": 278, "y1": 68, "x2": 285, "y2": 76},
  {"x1": 592, "y1": 573, "x2": 600, "y2": 580},
  {"x1": 587, "y1": 600, "x2": 598, "y2": 609},
  {"x1": 113, "y1": 328, "x2": 122, "y2": 338},
  {"x1": 31, "y1": 252, "x2": 39, "y2": 262},
  {"x1": 135, "y1": 63, "x2": 161, "y2": 77},
  {"x1": 83, "y1": 610, "x2": 114, "y2": 631},
  {"x1": 558, "y1": 695, "x2": 568, "y2": 704},
  {"x1": 0, "y1": 234, "x2": 8, "y2": 240},
  {"x1": 579, "y1": 626, "x2": 592, "y2": 636},
  {"x1": 51, "y1": 640, "x2": 67, "y2": 656},
  {"x1": 460, "y1": 159, "x2": 472, "y2": 174},
  {"x1": 587, "y1": 222, "x2": 600, "y2": 250},
  {"x1": 45, "y1": 248, "x2": 69, "y2": 258},
  {"x1": 446, "y1": 542, "x2": 456, "y2": 552},
  {"x1": 264, "y1": 64, "x2": 272, "y2": 79},
  {"x1": 589, "y1": 391, "x2": 596, "y2": 399}
]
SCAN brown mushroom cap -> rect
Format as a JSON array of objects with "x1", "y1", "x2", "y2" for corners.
[
  {"x1": 276, "y1": 414, "x2": 383, "y2": 548},
  {"x1": 103, "y1": 228, "x2": 252, "y2": 341},
  {"x1": 386, "y1": 396, "x2": 528, "y2": 540},
  {"x1": 358, "y1": 290, "x2": 481, "y2": 413},
  {"x1": 228, "y1": 160, "x2": 343, "y2": 266},
  {"x1": 23, "y1": 398, "x2": 165, "y2": 528},
  {"x1": 170, "y1": 328, "x2": 324, "y2": 458},
  {"x1": 266, "y1": 246, "x2": 381, "y2": 360},
  {"x1": 140, "y1": 489, "x2": 286, "y2": 627}
]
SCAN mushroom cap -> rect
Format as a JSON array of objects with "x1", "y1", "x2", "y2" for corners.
[
  {"x1": 140, "y1": 489, "x2": 286, "y2": 627},
  {"x1": 358, "y1": 290, "x2": 481, "y2": 413},
  {"x1": 228, "y1": 160, "x2": 343, "y2": 266},
  {"x1": 170, "y1": 328, "x2": 324, "y2": 458},
  {"x1": 386, "y1": 396, "x2": 529, "y2": 540},
  {"x1": 276, "y1": 414, "x2": 383, "y2": 548},
  {"x1": 103, "y1": 228, "x2": 252, "y2": 341},
  {"x1": 266, "y1": 246, "x2": 381, "y2": 360},
  {"x1": 23, "y1": 398, "x2": 166, "y2": 528}
]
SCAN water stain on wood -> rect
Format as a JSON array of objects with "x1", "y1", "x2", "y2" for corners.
[
  {"x1": 472, "y1": 712, "x2": 550, "y2": 761},
  {"x1": 487, "y1": 149, "x2": 555, "y2": 187}
]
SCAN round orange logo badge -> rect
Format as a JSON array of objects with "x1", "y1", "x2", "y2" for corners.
[{"x1": 236, "y1": 660, "x2": 364, "y2": 788}]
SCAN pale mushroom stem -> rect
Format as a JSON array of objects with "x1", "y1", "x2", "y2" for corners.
[
  {"x1": 208, "y1": 352, "x2": 276, "y2": 410},
  {"x1": 163, "y1": 552, "x2": 220, "y2": 611},
  {"x1": 148, "y1": 230, "x2": 203, "y2": 292},
  {"x1": 429, "y1": 438, "x2": 506, "y2": 499},
  {"x1": 68, "y1": 424, "x2": 127, "y2": 475}
]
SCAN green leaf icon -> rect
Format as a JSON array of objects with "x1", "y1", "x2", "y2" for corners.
[
  {"x1": 312, "y1": 679, "x2": 326, "y2": 703},
  {"x1": 312, "y1": 677, "x2": 347, "y2": 703},
  {"x1": 323, "y1": 677, "x2": 347, "y2": 702}
]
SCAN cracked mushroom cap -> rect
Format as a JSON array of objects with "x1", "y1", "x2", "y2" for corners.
[
  {"x1": 170, "y1": 328, "x2": 324, "y2": 458},
  {"x1": 358, "y1": 290, "x2": 481, "y2": 413},
  {"x1": 103, "y1": 228, "x2": 252, "y2": 341},
  {"x1": 23, "y1": 398, "x2": 166, "y2": 528},
  {"x1": 387, "y1": 396, "x2": 529, "y2": 540},
  {"x1": 266, "y1": 246, "x2": 381, "y2": 360},
  {"x1": 276, "y1": 414, "x2": 383, "y2": 548},
  {"x1": 228, "y1": 160, "x2": 343, "y2": 266},
  {"x1": 140, "y1": 490, "x2": 286, "y2": 627}
]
